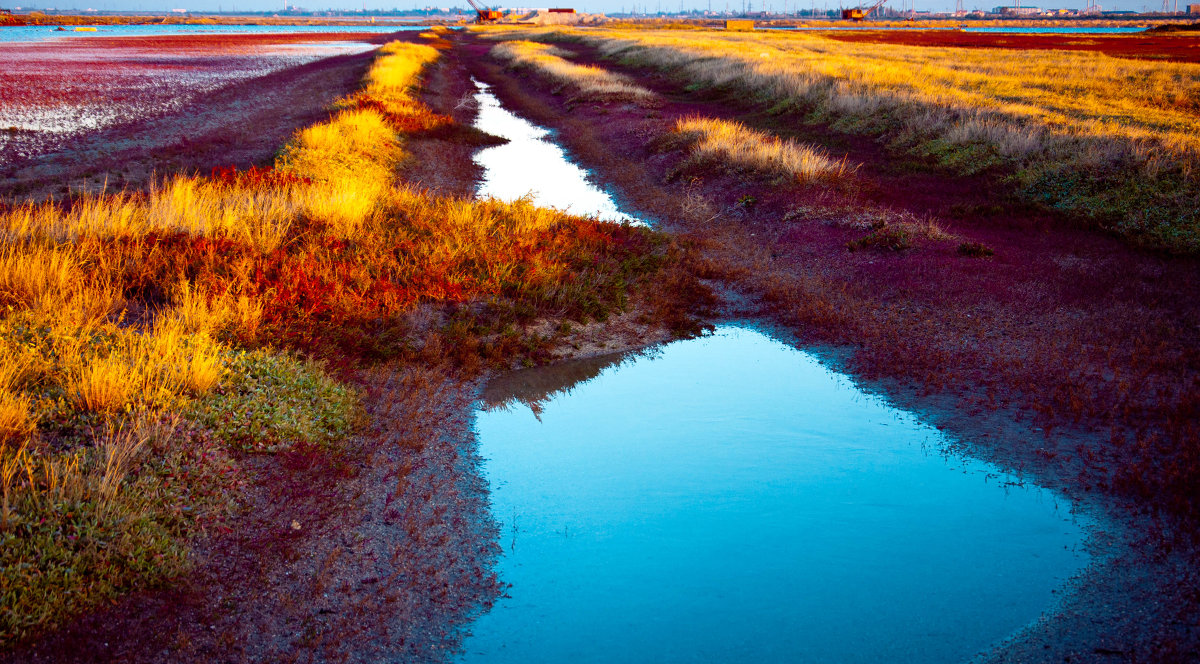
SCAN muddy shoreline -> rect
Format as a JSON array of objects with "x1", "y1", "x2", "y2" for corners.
[{"x1": 455, "y1": 31, "x2": 1200, "y2": 662}]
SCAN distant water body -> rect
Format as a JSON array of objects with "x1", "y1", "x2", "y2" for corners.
[
  {"x1": 767, "y1": 25, "x2": 1146, "y2": 33},
  {"x1": 0, "y1": 23, "x2": 427, "y2": 43}
]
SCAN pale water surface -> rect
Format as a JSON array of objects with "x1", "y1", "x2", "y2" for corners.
[
  {"x1": 462, "y1": 326, "x2": 1091, "y2": 663},
  {"x1": 472, "y1": 79, "x2": 643, "y2": 226}
]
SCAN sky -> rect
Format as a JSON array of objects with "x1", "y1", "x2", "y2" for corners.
[{"x1": 1, "y1": 0, "x2": 1170, "y2": 22}]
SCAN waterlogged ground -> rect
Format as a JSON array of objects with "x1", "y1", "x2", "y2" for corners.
[
  {"x1": 472, "y1": 80, "x2": 643, "y2": 225},
  {"x1": 0, "y1": 31, "x2": 409, "y2": 164},
  {"x1": 464, "y1": 326, "x2": 1092, "y2": 663}
]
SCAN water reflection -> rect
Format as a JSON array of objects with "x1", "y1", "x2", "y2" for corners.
[
  {"x1": 471, "y1": 79, "x2": 643, "y2": 226},
  {"x1": 463, "y1": 326, "x2": 1091, "y2": 664},
  {"x1": 480, "y1": 349, "x2": 634, "y2": 419}
]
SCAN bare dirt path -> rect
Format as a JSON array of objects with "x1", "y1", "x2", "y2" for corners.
[{"x1": 458, "y1": 32, "x2": 1200, "y2": 662}]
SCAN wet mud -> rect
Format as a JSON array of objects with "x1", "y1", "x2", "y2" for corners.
[{"x1": 457, "y1": 31, "x2": 1200, "y2": 662}]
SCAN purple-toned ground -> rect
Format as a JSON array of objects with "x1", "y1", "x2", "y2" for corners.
[
  {"x1": 0, "y1": 32, "x2": 411, "y2": 202},
  {"x1": 0, "y1": 33, "x2": 396, "y2": 192}
]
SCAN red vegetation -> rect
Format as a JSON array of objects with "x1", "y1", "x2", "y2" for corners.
[
  {"x1": 209, "y1": 164, "x2": 311, "y2": 187},
  {"x1": 820, "y1": 29, "x2": 1200, "y2": 63},
  {"x1": 344, "y1": 93, "x2": 457, "y2": 133},
  {"x1": 98, "y1": 212, "x2": 663, "y2": 363}
]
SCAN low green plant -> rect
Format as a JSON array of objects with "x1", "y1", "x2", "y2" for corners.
[{"x1": 187, "y1": 350, "x2": 360, "y2": 453}]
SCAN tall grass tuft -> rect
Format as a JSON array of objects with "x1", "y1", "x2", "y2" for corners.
[
  {"x1": 672, "y1": 116, "x2": 850, "y2": 183},
  {"x1": 0, "y1": 391, "x2": 35, "y2": 445},
  {"x1": 489, "y1": 40, "x2": 658, "y2": 105}
]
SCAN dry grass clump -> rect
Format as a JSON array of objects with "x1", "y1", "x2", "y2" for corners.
[
  {"x1": 671, "y1": 116, "x2": 850, "y2": 183},
  {"x1": 0, "y1": 391, "x2": 35, "y2": 445},
  {"x1": 784, "y1": 202, "x2": 953, "y2": 251},
  {"x1": 489, "y1": 40, "x2": 658, "y2": 105},
  {"x1": 518, "y1": 26, "x2": 1200, "y2": 252},
  {"x1": 65, "y1": 320, "x2": 225, "y2": 413}
]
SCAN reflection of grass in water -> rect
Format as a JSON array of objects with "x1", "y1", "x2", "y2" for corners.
[{"x1": 482, "y1": 347, "x2": 656, "y2": 419}]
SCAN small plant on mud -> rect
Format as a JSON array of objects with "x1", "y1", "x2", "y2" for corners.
[
  {"x1": 847, "y1": 225, "x2": 912, "y2": 252},
  {"x1": 957, "y1": 241, "x2": 995, "y2": 258}
]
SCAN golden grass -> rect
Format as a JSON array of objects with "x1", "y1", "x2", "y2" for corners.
[
  {"x1": 68, "y1": 354, "x2": 136, "y2": 413},
  {"x1": 0, "y1": 39, "x2": 455, "y2": 647},
  {"x1": 0, "y1": 245, "x2": 79, "y2": 307},
  {"x1": 673, "y1": 116, "x2": 849, "y2": 182},
  {"x1": 2, "y1": 182, "x2": 297, "y2": 252},
  {"x1": 98, "y1": 321, "x2": 220, "y2": 409},
  {"x1": 0, "y1": 43, "x2": 441, "y2": 254},
  {"x1": 548, "y1": 28, "x2": 1200, "y2": 163},
  {"x1": 500, "y1": 26, "x2": 1200, "y2": 251},
  {"x1": 489, "y1": 40, "x2": 658, "y2": 105},
  {"x1": 93, "y1": 420, "x2": 154, "y2": 509},
  {"x1": 0, "y1": 390, "x2": 35, "y2": 445}
]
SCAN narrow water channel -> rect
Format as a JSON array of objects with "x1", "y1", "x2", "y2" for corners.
[
  {"x1": 460, "y1": 327, "x2": 1092, "y2": 663},
  {"x1": 471, "y1": 79, "x2": 643, "y2": 225}
]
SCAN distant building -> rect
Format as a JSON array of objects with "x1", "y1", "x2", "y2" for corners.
[
  {"x1": 1189, "y1": 3, "x2": 1200, "y2": 12},
  {"x1": 993, "y1": 5, "x2": 1041, "y2": 13}
]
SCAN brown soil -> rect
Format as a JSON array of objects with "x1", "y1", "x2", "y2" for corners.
[
  {"x1": 457, "y1": 32, "x2": 1200, "y2": 662},
  {"x1": 402, "y1": 41, "x2": 489, "y2": 198},
  {"x1": 820, "y1": 28, "x2": 1200, "y2": 63},
  {"x1": 3, "y1": 366, "x2": 505, "y2": 664}
]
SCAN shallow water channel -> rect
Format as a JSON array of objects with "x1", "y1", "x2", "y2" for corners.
[
  {"x1": 460, "y1": 327, "x2": 1091, "y2": 663},
  {"x1": 471, "y1": 79, "x2": 642, "y2": 225}
]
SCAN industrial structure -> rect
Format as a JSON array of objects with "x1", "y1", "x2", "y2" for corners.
[
  {"x1": 841, "y1": 0, "x2": 886, "y2": 20},
  {"x1": 465, "y1": 0, "x2": 504, "y2": 21}
]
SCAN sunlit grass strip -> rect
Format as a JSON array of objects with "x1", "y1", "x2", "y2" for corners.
[
  {"x1": 0, "y1": 38, "x2": 447, "y2": 647},
  {"x1": 673, "y1": 116, "x2": 849, "y2": 183},
  {"x1": 0, "y1": 44, "x2": 441, "y2": 251},
  {"x1": 509, "y1": 27, "x2": 1200, "y2": 252},
  {"x1": 489, "y1": 40, "x2": 658, "y2": 105}
]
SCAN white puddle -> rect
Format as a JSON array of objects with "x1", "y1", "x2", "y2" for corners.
[{"x1": 471, "y1": 79, "x2": 643, "y2": 226}]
